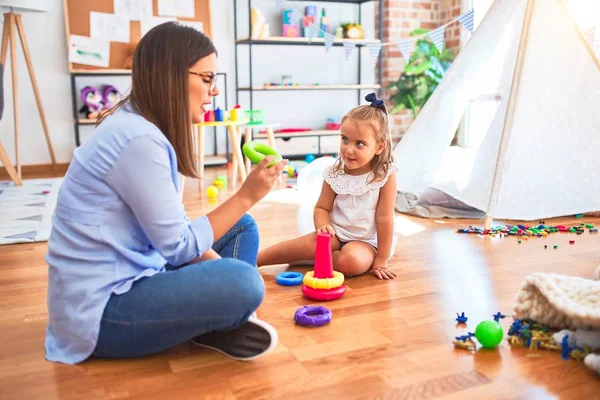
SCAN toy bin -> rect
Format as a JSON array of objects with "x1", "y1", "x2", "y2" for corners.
[{"x1": 244, "y1": 109, "x2": 266, "y2": 125}]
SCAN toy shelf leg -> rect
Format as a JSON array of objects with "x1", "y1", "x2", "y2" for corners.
[
  {"x1": 196, "y1": 124, "x2": 205, "y2": 190},
  {"x1": 265, "y1": 127, "x2": 282, "y2": 183},
  {"x1": 227, "y1": 124, "x2": 247, "y2": 185},
  {"x1": 244, "y1": 127, "x2": 252, "y2": 174}
]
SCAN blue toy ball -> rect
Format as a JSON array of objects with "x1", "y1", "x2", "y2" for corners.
[
  {"x1": 305, "y1": 154, "x2": 316, "y2": 163},
  {"x1": 275, "y1": 271, "x2": 304, "y2": 286}
]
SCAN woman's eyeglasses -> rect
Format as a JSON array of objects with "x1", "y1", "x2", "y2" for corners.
[{"x1": 189, "y1": 71, "x2": 218, "y2": 92}]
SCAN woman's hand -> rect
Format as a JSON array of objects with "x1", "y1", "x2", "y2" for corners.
[
  {"x1": 238, "y1": 156, "x2": 287, "y2": 205},
  {"x1": 316, "y1": 224, "x2": 336, "y2": 236},
  {"x1": 371, "y1": 257, "x2": 397, "y2": 280}
]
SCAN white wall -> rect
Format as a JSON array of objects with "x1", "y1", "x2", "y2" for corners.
[
  {"x1": 0, "y1": 0, "x2": 73, "y2": 165},
  {"x1": 0, "y1": 0, "x2": 376, "y2": 166}
]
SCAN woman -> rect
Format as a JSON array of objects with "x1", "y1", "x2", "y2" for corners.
[{"x1": 44, "y1": 22, "x2": 286, "y2": 364}]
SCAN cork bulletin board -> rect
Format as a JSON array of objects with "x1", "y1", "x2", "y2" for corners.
[{"x1": 64, "y1": 0, "x2": 212, "y2": 71}]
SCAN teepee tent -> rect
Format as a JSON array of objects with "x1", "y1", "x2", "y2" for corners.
[{"x1": 393, "y1": 0, "x2": 600, "y2": 228}]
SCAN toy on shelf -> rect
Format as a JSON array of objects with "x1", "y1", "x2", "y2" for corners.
[
  {"x1": 264, "y1": 82, "x2": 300, "y2": 88},
  {"x1": 302, "y1": 232, "x2": 346, "y2": 301},
  {"x1": 101, "y1": 85, "x2": 121, "y2": 110},
  {"x1": 251, "y1": 8, "x2": 269, "y2": 38},
  {"x1": 294, "y1": 305, "x2": 332, "y2": 327},
  {"x1": 204, "y1": 109, "x2": 215, "y2": 122},
  {"x1": 229, "y1": 104, "x2": 244, "y2": 121},
  {"x1": 319, "y1": 9, "x2": 330, "y2": 37},
  {"x1": 276, "y1": 271, "x2": 304, "y2": 286},
  {"x1": 340, "y1": 23, "x2": 364, "y2": 39},
  {"x1": 242, "y1": 141, "x2": 282, "y2": 167},
  {"x1": 79, "y1": 86, "x2": 103, "y2": 119},
  {"x1": 302, "y1": 5, "x2": 317, "y2": 38},
  {"x1": 244, "y1": 109, "x2": 265, "y2": 125},
  {"x1": 325, "y1": 117, "x2": 341, "y2": 130},
  {"x1": 214, "y1": 107, "x2": 225, "y2": 122},
  {"x1": 282, "y1": 9, "x2": 300, "y2": 37}
]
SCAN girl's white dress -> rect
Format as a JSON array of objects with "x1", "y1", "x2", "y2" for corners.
[{"x1": 323, "y1": 164, "x2": 398, "y2": 253}]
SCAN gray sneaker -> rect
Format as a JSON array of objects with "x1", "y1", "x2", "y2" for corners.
[{"x1": 191, "y1": 315, "x2": 278, "y2": 361}]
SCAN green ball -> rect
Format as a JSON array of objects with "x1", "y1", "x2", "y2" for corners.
[{"x1": 475, "y1": 320, "x2": 504, "y2": 349}]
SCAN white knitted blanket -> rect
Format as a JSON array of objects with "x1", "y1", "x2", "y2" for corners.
[
  {"x1": 513, "y1": 267, "x2": 600, "y2": 330},
  {"x1": 513, "y1": 265, "x2": 600, "y2": 374}
]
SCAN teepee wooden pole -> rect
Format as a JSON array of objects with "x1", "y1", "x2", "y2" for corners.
[{"x1": 483, "y1": 0, "x2": 535, "y2": 230}]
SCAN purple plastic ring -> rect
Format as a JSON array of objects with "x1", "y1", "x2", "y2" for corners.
[{"x1": 294, "y1": 305, "x2": 332, "y2": 327}]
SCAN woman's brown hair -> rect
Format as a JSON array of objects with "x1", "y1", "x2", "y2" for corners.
[
  {"x1": 98, "y1": 22, "x2": 217, "y2": 178},
  {"x1": 332, "y1": 93, "x2": 395, "y2": 183}
]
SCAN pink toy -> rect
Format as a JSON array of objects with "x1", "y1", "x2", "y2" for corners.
[
  {"x1": 301, "y1": 232, "x2": 346, "y2": 300},
  {"x1": 314, "y1": 232, "x2": 333, "y2": 279},
  {"x1": 302, "y1": 285, "x2": 346, "y2": 301}
]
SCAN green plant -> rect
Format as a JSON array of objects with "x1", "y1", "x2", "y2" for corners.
[{"x1": 387, "y1": 29, "x2": 455, "y2": 118}]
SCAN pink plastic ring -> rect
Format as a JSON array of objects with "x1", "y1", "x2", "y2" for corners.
[{"x1": 302, "y1": 284, "x2": 346, "y2": 301}]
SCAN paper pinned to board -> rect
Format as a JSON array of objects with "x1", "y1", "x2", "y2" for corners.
[
  {"x1": 158, "y1": 0, "x2": 195, "y2": 18},
  {"x1": 178, "y1": 21, "x2": 203, "y2": 32},
  {"x1": 114, "y1": 0, "x2": 153, "y2": 21},
  {"x1": 68, "y1": 35, "x2": 110, "y2": 68},
  {"x1": 140, "y1": 16, "x2": 177, "y2": 37},
  {"x1": 90, "y1": 12, "x2": 130, "y2": 43}
]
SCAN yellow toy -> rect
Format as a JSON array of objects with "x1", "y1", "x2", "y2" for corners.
[{"x1": 206, "y1": 185, "x2": 219, "y2": 199}]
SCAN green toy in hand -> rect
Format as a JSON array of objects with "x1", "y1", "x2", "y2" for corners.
[{"x1": 242, "y1": 141, "x2": 282, "y2": 167}]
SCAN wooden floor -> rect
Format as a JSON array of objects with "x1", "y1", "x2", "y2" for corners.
[{"x1": 1, "y1": 167, "x2": 599, "y2": 399}]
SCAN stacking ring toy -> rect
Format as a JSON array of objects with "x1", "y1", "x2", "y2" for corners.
[
  {"x1": 242, "y1": 141, "x2": 282, "y2": 167},
  {"x1": 275, "y1": 271, "x2": 303, "y2": 286},
  {"x1": 294, "y1": 305, "x2": 332, "y2": 327},
  {"x1": 303, "y1": 270, "x2": 344, "y2": 290},
  {"x1": 302, "y1": 284, "x2": 347, "y2": 301}
]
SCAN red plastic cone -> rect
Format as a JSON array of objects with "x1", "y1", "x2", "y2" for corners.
[{"x1": 314, "y1": 232, "x2": 333, "y2": 279}]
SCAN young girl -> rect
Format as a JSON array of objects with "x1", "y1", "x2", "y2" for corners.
[{"x1": 257, "y1": 93, "x2": 397, "y2": 280}]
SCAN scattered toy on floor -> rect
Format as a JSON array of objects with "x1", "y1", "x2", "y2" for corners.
[
  {"x1": 456, "y1": 222, "x2": 594, "y2": 239},
  {"x1": 506, "y1": 318, "x2": 595, "y2": 365},
  {"x1": 493, "y1": 312, "x2": 506, "y2": 322},
  {"x1": 475, "y1": 320, "x2": 504, "y2": 349},
  {"x1": 453, "y1": 332, "x2": 476, "y2": 350},
  {"x1": 294, "y1": 305, "x2": 332, "y2": 327},
  {"x1": 206, "y1": 185, "x2": 218, "y2": 199},
  {"x1": 275, "y1": 271, "x2": 304, "y2": 286},
  {"x1": 455, "y1": 312, "x2": 468, "y2": 324}
]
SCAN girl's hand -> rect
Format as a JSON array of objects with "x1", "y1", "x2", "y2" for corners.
[
  {"x1": 371, "y1": 257, "x2": 397, "y2": 280},
  {"x1": 316, "y1": 224, "x2": 336, "y2": 236},
  {"x1": 238, "y1": 156, "x2": 287, "y2": 205}
]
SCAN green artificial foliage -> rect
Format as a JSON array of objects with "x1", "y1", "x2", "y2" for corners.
[{"x1": 387, "y1": 29, "x2": 455, "y2": 118}]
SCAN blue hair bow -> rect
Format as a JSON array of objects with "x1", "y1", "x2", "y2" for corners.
[{"x1": 365, "y1": 92, "x2": 384, "y2": 107}]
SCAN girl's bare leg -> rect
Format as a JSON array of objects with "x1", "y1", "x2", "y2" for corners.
[
  {"x1": 257, "y1": 233, "x2": 342, "y2": 267},
  {"x1": 332, "y1": 241, "x2": 377, "y2": 276}
]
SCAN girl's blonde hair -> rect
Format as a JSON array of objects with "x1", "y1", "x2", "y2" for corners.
[{"x1": 332, "y1": 93, "x2": 394, "y2": 183}]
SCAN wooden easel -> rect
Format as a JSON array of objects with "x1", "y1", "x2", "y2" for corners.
[{"x1": 0, "y1": 12, "x2": 57, "y2": 186}]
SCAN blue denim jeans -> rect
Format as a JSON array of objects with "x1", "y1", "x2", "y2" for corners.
[{"x1": 93, "y1": 214, "x2": 263, "y2": 359}]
